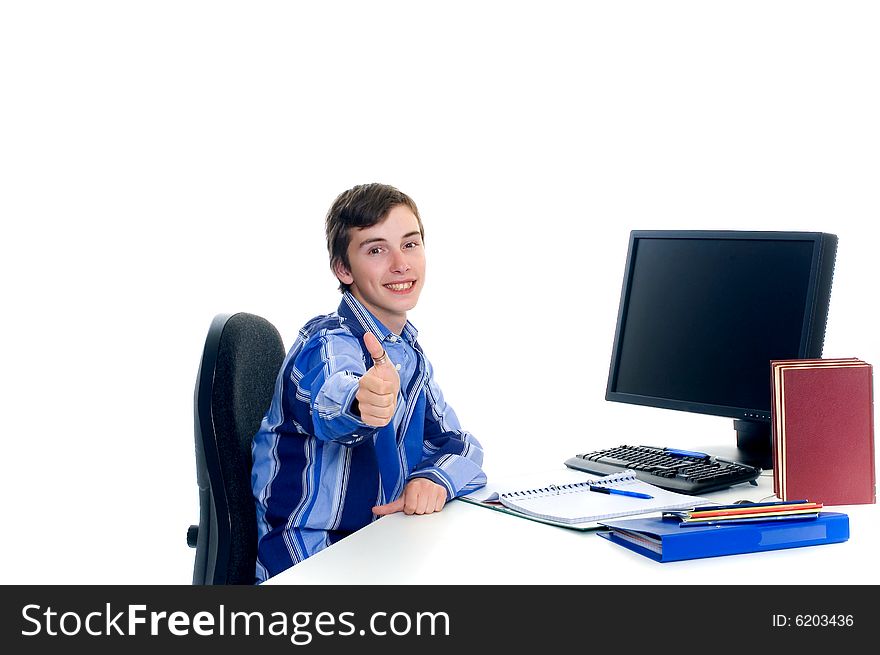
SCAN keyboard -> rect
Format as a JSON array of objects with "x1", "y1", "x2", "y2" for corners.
[{"x1": 564, "y1": 444, "x2": 762, "y2": 494}]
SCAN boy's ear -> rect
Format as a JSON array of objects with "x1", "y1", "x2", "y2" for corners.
[{"x1": 333, "y1": 260, "x2": 354, "y2": 286}]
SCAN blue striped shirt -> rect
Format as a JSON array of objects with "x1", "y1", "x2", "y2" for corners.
[{"x1": 251, "y1": 292, "x2": 487, "y2": 582}]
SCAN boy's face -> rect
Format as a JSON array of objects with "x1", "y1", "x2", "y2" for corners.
[{"x1": 335, "y1": 204, "x2": 426, "y2": 333}]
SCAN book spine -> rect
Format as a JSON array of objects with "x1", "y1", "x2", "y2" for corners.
[
  {"x1": 771, "y1": 363, "x2": 780, "y2": 496},
  {"x1": 868, "y1": 365, "x2": 876, "y2": 503}
]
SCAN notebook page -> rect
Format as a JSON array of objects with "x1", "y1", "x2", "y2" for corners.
[{"x1": 498, "y1": 471, "x2": 706, "y2": 524}]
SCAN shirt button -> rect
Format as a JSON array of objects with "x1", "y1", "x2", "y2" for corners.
[{"x1": 395, "y1": 363, "x2": 402, "y2": 370}]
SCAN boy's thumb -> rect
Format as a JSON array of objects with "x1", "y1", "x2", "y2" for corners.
[{"x1": 363, "y1": 332, "x2": 389, "y2": 366}]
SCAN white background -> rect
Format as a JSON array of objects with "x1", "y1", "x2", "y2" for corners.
[{"x1": 1, "y1": 1, "x2": 877, "y2": 584}]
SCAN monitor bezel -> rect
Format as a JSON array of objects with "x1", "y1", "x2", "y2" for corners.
[{"x1": 605, "y1": 230, "x2": 830, "y2": 422}]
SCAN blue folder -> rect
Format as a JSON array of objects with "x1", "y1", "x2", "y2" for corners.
[{"x1": 597, "y1": 512, "x2": 849, "y2": 562}]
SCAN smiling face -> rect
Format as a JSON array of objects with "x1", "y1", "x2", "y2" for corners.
[{"x1": 333, "y1": 204, "x2": 426, "y2": 334}]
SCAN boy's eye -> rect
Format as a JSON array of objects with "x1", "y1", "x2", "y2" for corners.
[
  {"x1": 403, "y1": 241, "x2": 422, "y2": 249},
  {"x1": 368, "y1": 246, "x2": 384, "y2": 255}
]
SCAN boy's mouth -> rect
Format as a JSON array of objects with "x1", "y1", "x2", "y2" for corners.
[{"x1": 384, "y1": 280, "x2": 416, "y2": 293}]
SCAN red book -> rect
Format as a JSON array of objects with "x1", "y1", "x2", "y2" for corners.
[
  {"x1": 770, "y1": 358, "x2": 864, "y2": 496},
  {"x1": 771, "y1": 359, "x2": 875, "y2": 505}
]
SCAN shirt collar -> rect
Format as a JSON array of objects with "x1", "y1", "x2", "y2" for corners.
[{"x1": 338, "y1": 291, "x2": 419, "y2": 345}]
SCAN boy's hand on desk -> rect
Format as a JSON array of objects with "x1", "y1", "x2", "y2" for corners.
[
  {"x1": 356, "y1": 333, "x2": 400, "y2": 427},
  {"x1": 372, "y1": 478, "x2": 447, "y2": 516}
]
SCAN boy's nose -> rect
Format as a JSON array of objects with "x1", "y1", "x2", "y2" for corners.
[{"x1": 390, "y1": 253, "x2": 410, "y2": 273}]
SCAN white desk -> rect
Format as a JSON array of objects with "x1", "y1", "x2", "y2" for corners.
[{"x1": 265, "y1": 465, "x2": 879, "y2": 585}]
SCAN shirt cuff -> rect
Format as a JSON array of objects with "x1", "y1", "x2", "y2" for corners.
[
  {"x1": 406, "y1": 469, "x2": 454, "y2": 501},
  {"x1": 313, "y1": 381, "x2": 375, "y2": 445}
]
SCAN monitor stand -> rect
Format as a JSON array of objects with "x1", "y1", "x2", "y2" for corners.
[{"x1": 733, "y1": 419, "x2": 773, "y2": 471}]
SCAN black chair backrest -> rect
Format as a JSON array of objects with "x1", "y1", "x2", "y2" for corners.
[{"x1": 189, "y1": 312, "x2": 285, "y2": 584}]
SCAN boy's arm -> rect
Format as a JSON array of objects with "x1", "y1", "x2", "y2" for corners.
[
  {"x1": 406, "y1": 363, "x2": 487, "y2": 499},
  {"x1": 292, "y1": 330, "x2": 380, "y2": 446}
]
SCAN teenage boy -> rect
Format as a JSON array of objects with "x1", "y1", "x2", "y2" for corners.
[{"x1": 251, "y1": 183, "x2": 487, "y2": 582}]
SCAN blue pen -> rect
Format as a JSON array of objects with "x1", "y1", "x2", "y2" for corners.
[
  {"x1": 589, "y1": 485, "x2": 653, "y2": 499},
  {"x1": 664, "y1": 447, "x2": 709, "y2": 459}
]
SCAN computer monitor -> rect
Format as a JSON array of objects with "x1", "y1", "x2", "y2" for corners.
[{"x1": 605, "y1": 230, "x2": 837, "y2": 470}]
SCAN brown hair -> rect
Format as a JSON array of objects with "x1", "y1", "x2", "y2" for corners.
[{"x1": 325, "y1": 183, "x2": 423, "y2": 292}]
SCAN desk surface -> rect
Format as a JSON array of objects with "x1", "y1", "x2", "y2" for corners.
[{"x1": 265, "y1": 465, "x2": 879, "y2": 585}]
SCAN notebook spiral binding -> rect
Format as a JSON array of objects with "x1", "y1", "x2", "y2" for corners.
[{"x1": 501, "y1": 470, "x2": 637, "y2": 498}]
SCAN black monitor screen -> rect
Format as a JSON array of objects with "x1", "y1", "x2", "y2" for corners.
[{"x1": 608, "y1": 234, "x2": 829, "y2": 416}]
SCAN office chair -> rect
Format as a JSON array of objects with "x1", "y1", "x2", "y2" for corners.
[{"x1": 187, "y1": 312, "x2": 285, "y2": 584}]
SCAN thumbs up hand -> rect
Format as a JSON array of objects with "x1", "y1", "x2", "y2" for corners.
[{"x1": 355, "y1": 332, "x2": 400, "y2": 427}]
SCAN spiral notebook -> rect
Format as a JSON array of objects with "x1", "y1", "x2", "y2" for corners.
[{"x1": 490, "y1": 470, "x2": 706, "y2": 525}]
